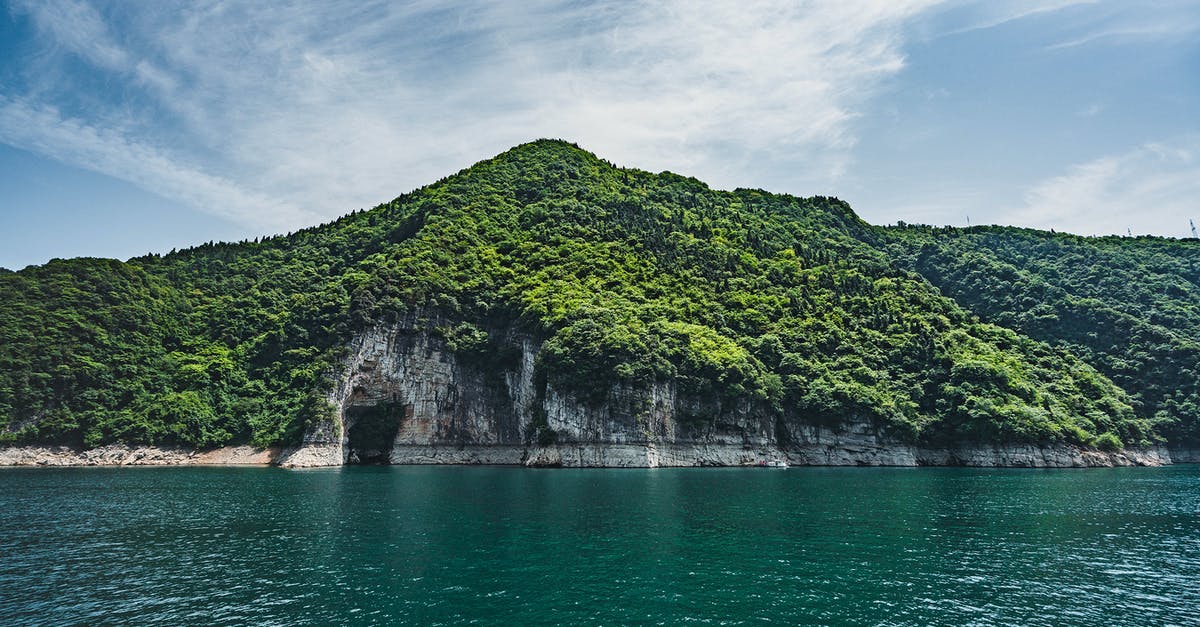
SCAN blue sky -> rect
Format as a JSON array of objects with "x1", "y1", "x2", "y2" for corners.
[{"x1": 1, "y1": 0, "x2": 1198, "y2": 270}]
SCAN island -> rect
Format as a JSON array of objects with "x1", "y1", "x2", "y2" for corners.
[{"x1": 2, "y1": 141, "x2": 1197, "y2": 467}]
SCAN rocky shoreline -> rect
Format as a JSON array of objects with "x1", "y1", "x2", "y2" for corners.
[
  {"x1": 0, "y1": 441, "x2": 1179, "y2": 468},
  {"x1": 0, "y1": 444, "x2": 277, "y2": 467},
  {"x1": 276, "y1": 442, "x2": 1175, "y2": 468}
]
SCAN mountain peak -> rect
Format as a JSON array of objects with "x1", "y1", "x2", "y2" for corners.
[{"x1": 488, "y1": 138, "x2": 593, "y2": 161}]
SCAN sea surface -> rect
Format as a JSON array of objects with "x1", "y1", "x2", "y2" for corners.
[{"x1": 0, "y1": 465, "x2": 1197, "y2": 625}]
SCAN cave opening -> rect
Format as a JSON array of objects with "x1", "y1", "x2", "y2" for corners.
[{"x1": 345, "y1": 403, "x2": 404, "y2": 464}]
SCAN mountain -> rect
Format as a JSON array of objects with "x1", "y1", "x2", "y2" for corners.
[{"x1": 0, "y1": 140, "x2": 1188, "y2": 466}]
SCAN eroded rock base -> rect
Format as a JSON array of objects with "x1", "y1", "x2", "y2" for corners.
[{"x1": 0, "y1": 442, "x2": 1175, "y2": 468}]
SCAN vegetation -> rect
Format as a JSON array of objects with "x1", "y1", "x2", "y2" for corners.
[
  {"x1": 0, "y1": 140, "x2": 1182, "y2": 450},
  {"x1": 888, "y1": 225, "x2": 1200, "y2": 445}
]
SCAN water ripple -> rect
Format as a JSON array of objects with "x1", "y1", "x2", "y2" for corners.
[{"x1": 0, "y1": 466, "x2": 1197, "y2": 625}]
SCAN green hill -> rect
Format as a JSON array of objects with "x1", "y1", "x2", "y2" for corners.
[
  {"x1": 0, "y1": 140, "x2": 1180, "y2": 453},
  {"x1": 889, "y1": 226, "x2": 1200, "y2": 445}
]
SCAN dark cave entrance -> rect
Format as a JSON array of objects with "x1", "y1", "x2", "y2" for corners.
[{"x1": 345, "y1": 403, "x2": 404, "y2": 464}]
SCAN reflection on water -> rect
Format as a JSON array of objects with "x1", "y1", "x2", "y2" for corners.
[{"x1": 0, "y1": 465, "x2": 1197, "y2": 625}]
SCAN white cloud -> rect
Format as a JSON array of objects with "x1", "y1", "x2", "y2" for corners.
[
  {"x1": 9, "y1": 0, "x2": 128, "y2": 70},
  {"x1": 0, "y1": 0, "x2": 950, "y2": 232},
  {"x1": 1013, "y1": 138, "x2": 1200, "y2": 238},
  {"x1": 8, "y1": 0, "x2": 1190, "y2": 242},
  {"x1": 0, "y1": 97, "x2": 318, "y2": 230}
]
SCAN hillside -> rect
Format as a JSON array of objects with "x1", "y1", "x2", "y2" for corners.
[
  {"x1": 888, "y1": 226, "x2": 1200, "y2": 445},
  {"x1": 0, "y1": 140, "x2": 1183, "y2": 464}
]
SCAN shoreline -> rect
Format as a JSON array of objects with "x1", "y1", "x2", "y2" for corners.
[
  {"x1": 0, "y1": 444, "x2": 278, "y2": 467},
  {"x1": 0, "y1": 442, "x2": 1187, "y2": 468}
]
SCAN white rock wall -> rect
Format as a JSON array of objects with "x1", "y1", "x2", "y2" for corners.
[{"x1": 275, "y1": 317, "x2": 1182, "y2": 469}]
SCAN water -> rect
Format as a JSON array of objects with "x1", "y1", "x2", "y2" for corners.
[{"x1": 0, "y1": 466, "x2": 1197, "y2": 625}]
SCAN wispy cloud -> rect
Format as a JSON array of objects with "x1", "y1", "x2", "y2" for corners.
[
  {"x1": 1043, "y1": 4, "x2": 1200, "y2": 50},
  {"x1": 5, "y1": 0, "x2": 1194, "y2": 241},
  {"x1": 920, "y1": 0, "x2": 1200, "y2": 55},
  {"x1": 11, "y1": 0, "x2": 128, "y2": 70},
  {"x1": 0, "y1": 0, "x2": 948, "y2": 232},
  {"x1": 0, "y1": 97, "x2": 317, "y2": 230},
  {"x1": 1012, "y1": 138, "x2": 1200, "y2": 238},
  {"x1": 928, "y1": 0, "x2": 1098, "y2": 37}
]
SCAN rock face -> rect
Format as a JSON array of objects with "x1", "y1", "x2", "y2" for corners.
[
  {"x1": 275, "y1": 314, "x2": 1178, "y2": 469},
  {"x1": 1168, "y1": 448, "x2": 1200, "y2": 463}
]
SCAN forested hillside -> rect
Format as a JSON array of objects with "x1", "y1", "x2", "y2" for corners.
[
  {"x1": 889, "y1": 226, "x2": 1200, "y2": 445},
  {"x1": 0, "y1": 140, "x2": 1182, "y2": 452}
]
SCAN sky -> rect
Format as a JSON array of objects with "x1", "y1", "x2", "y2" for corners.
[{"x1": 0, "y1": 0, "x2": 1198, "y2": 270}]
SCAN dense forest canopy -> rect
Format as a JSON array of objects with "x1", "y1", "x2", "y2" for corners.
[
  {"x1": 0, "y1": 140, "x2": 1192, "y2": 450},
  {"x1": 887, "y1": 226, "x2": 1200, "y2": 445}
]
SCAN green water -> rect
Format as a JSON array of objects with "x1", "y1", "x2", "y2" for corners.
[{"x1": 0, "y1": 466, "x2": 1197, "y2": 625}]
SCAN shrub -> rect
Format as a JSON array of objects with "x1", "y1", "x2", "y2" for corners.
[{"x1": 1095, "y1": 432, "x2": 1123, "y2": 451}]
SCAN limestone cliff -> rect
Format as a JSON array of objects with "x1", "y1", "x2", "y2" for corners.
[{"x1": 276, "y1": 314, "x2": 1173, "y2": 469}]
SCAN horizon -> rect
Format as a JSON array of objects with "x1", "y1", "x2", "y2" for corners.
[{"x1": 2, "y1": 1, "x2": 1198, "y2": 269}]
